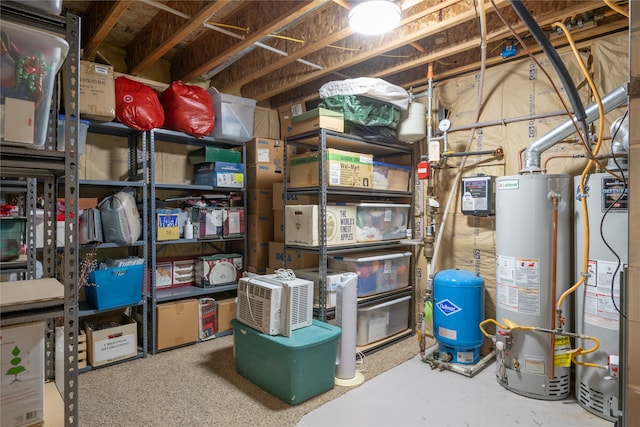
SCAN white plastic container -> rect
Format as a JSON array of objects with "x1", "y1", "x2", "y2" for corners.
[
  {"x1": 208, "y1": 88, "x2": 256, "y2": 142},
  {"x1": 57, "y1": 114, "x2": 90, "y2": 154},
  {"x1": 327, "y1": 250, "x2": 411, "y2": 297},
  {"x1": 355, "y1": 203, "x2": 410, "y2": 242},
  {"x1": 0, "y1": 21, "x2": 69, "y2": 148},
  {"x1": 357, "y1": 295, "x2": 411, "y2": 346}
]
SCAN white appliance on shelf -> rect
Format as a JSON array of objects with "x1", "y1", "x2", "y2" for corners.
[{"x1": 236, "y1": 271, "x2": 313, "y2": 337}]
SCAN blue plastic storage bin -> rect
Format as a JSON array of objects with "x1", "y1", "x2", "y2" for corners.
[{"x1": 86, "y1": 264, "x2": 144, "y2": 310}]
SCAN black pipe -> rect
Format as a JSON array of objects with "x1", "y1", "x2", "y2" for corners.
[{"x1": 509, "y1": 0, "x2": 589, "y2": 138}]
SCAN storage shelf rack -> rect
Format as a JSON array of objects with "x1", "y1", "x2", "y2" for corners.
[
  {"x1": 283, "y1": 128, "x2": 415, "y2": 352},
  {"x1": 147, "y1": 128, "x2": 247, "y2": 353},
  {"x1": 0, "y1": 3, "x2": 80, "y2": 424}
]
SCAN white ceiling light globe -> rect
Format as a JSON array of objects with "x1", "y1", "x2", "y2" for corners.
[{"x1": 349, "y1": 1, "x2": 401, "y2": 36}]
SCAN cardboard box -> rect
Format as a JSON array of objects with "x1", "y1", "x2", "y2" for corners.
[
  {"x1": 194, "y1": 161, "x2": 245, "y2": 188},
  {"x1": 187, "y1": 146, "x2": 241, "y2": 165},
  {"x1": 253, "y1": 106, "x2": 280, "y2": 140},
  {"x1": 1, "y1": 321, "x2": 45, "y2": 427},
  {"x1": 246, "y1": 137, "x2": 288, "y2": 171},
  {"x1": 194, "y1": 253, "x2": 243, "y2": 287},
  {"x1": 271, "y1": 182, "x2": 314, "y2": 210},
  {"x1": 223, "y1": 208, "x2": 245, "y2": 237},
  {"x1": 273, "y1": 209, "x2": 284, "y2": 242},
  {"x1": 216, "y1": 298, "x2": 236, "y2": 332},
  {"x1": 268, "y1": 241, "x2": 318, "y2": 270},
  {"x1": 1, "y1": 97, "x2": 35, "y2": 145},
  {"x1": 247, "y1": 265, "x2": 268, "y2": 274},
  {"x1": 289, "y1": 108, "x2": 344, "y2": 137},
  {"x1": 289, "y1": 148, "x2": 373, "y2": 189},
  {"x1": 372, "y1": 162, "x2": 412, "y2": 192},
  {"x1": 79, "y1": 60, "x2": 116, "y2": 121},
  {"x1": 285, "y1": 204, "x2": 357, "y2": 246},
  {"x1": 157, "y1": 209, "x2": 180, "y2": 241},
  {"x1": 84, "y1": 312, "x2": 137, "y2": 367},
  {"x1": 248, "y1": 214, "x2": 274, "y2": 241},
  {"x1": 191, "y1": 207, "x2": 223, "y2": 239},
  {"x1": 246, "y1": 163, "x2": 283, "y2": 189},
  {"x1": 277, "y1": 100, "x2": 306, "y2": 140},
  {"x1": 155, "y1": 262, "x2": 173, "y2": 289},
  {"x1": 157, "y1": 299, "x2": 199, "y2": 350},
  {"x1": 247, "y1": 240, "x2": 270, "y2": 268},
  {"x1": 247, "y1": 188, "x2": 273, "y2": 215}
]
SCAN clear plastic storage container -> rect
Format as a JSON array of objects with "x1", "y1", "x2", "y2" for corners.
[
  {"x1": 357, "y1": 295, "x2": 411, "y2": 346},
  {"x1": 327, "y1": 250, "x2": 411, "y2": 297},
  {"x1": 57, "y1": 114, "x2": 90, "y2": 154},
  {"x1": 355, "y1": 203, "x2": 410, "y2": 242},
  {"x1": 0, "y1": 21, "x2": 69, "y2": 148},
  {"x1": 208, "y1": 88, "x2": 256, "y2": 142}
]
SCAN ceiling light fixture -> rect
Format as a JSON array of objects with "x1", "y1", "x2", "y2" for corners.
[{"x1": 348, "y1": 1, "x2": 401, "y2": 36}]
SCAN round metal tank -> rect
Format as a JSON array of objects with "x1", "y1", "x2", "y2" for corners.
[
  {"x1": 574, "y1": 173, "x2": 627, "y2": 421},
  {"x1": 433, "y1": 269, "x2": 484, "y2": 364},
  {"x1": 494, "y1": 173, "x2": 572, "y2": 400}
]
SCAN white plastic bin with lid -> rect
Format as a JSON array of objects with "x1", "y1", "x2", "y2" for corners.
[
  {"x1": 327, "y1": 250, "x2": 411, "y2": 297},
  {"x1": 357, "y1": 295, "x2": 411, "y2": 346},
  {"x1": 0, "y1": 21, "x2": 69, "y2": 148},
  {"x1": 355, "y1": 203, "x2": 410, "y2": 242},
  {"x1": 207, "y1": 88, "x2": 256, "y2": 142},
  {"x1": 57, "y1": 114, "x2": 90, "y2": 155}
]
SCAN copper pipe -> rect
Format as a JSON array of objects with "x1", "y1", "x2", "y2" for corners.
[{"x1": 549, "y1": 194, "x2": 559, "y2": 380}]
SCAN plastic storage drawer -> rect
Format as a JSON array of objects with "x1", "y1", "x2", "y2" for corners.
[
  {"x1": 357, "y1": 295, "x2": 411, "y2": 346},
  {"x1": 232, "y1": 319, "x2": 340, "y2": 405},
  {"x1": 327, "y1": 251, "x2": 411, "y2": 297}
]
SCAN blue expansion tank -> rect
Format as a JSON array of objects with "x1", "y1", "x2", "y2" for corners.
[{"x1": 433, "y1": 269, "x2": 485, "y2": 364}]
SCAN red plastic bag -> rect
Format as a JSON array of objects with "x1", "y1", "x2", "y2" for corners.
[
  {"x1": 115, "y1": 76, "x2": 165, "y2": 131},
  {"x1": 161, "y1": 81, "x2": 214, "y2": 138}
]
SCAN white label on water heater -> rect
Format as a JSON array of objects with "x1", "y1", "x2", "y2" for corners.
[
  {"x1": 497, "y1": 179, "x2": 519, "y2": 190},
  {"x1": 495, "y1": 255, "x2": 540, "y2": 315},
  {"x1": 583, "y1": 259, "x2": 621, "y2": 330}
]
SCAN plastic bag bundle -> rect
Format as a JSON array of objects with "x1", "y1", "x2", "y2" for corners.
[
  {"x1": 115, "y1": 76, "x2": 165, "y2": 130},
  {"x1": 162, "y1": 81, "x2": 214, "y2": 137}
]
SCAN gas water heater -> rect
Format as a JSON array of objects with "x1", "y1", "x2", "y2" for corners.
[
  {"x1": 494, "y1": 174, "x2": 572, "y2": 400},
  {"x1": 574, "y1": 172, "x2": 627, "y2": 421}
]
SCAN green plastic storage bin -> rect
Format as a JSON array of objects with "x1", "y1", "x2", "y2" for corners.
[{"x1": 232, "y1": 319, "x2": 341, "y2": 405}]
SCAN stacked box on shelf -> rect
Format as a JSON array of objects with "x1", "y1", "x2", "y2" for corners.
[
  {"x1": 156, "y1": 299, "x2": 199, "y2": 350},
  {"x1": 77, "y1": 330, "x2": 88, "y2": 369},
  {"x1": 83, "y1": 312, "x2": 137, "y2": 367},
  {"x1": 194, "y1": 253, "x2": 243, "y2": 287},
  {"x1": 288, "y1": 148, "x2": 373, "y2": 189},
  {"x1": 285, "y1": 204, "x2": 357, "y2": 246}
]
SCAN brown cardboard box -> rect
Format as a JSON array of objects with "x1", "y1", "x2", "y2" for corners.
[
  {"x1": 79, "y1": 61, "x2": 116, "y2": 121},
  {"x1": 273, "y1": 209, "x2": 284, "y2": 242},
  {"x1": 157, "y1": 299, "x2": 199, "y2": 350},
  {"x1": 285, "y1": 204, "x2": 357, "y2": 246},
  {"x1": 277, "y1": 100, "x2": 306, "y2": 140},
  {"x1": 288, "y1": 108, "x2": 344, "y2": 137},
  {"x1": 253, "y1": 106, "x2": 281, "y2": 139},
  {"x1": 246, "y1": 137, "x2": 287, "y2": 171},
  {"x1": 247, "y1": 214, "x2": 274, "y2": 241},
  {"x1": 216, "y1": 298, "x2": 236, "y2": 332},
  {"x1": 268, "y1": 241, "x2": 318, "y2": 270},
  {"x1": 271, "y1": 182, "x2": 315, "y2": 210},
  {"x1": 84, "y1": 312, "x2": 137, "y2": 367},
  {"x1": 247, "y1": 239, "x2": 270, "y2": 269},
  {"x1": 247, "y1": 188, "x2": 273, "y2": 215},
  {"x1": 246, "y1": 163, "x2": 283, "y2": 189},
  {"x1": 289, "y1": 148, "x2": 373, "y2": 189}
]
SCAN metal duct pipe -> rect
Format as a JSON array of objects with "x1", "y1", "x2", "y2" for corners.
[{"x1": 520, "y1": 84, "x2": 628, "y2": 173}]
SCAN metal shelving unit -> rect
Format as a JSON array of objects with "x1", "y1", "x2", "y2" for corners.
[
  {"x1": 0, "y1": 3, "x2": 80, "y2": 424},
  {"x1": 75, "y1": 122, "x2": 149, "y2": 371},
  {"x1": 283, "y1": 128, "x2": 416, "y2": 352},
  {"x1": 147, "y1": 128, "x2": 247, "y2": 353}
]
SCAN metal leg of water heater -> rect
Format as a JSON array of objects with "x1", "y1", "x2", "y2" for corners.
[{"x1": 335, "y1": 272, "x2": 365, "y2": 386}]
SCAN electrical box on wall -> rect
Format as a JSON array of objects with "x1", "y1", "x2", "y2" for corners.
[{"x1": 461, "y1": 175, "x2": 495, "y2": 216}]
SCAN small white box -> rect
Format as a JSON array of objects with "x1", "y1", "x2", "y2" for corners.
[
  {"x1": 295, "y1": 268, "x2": 350, "y2": 308},
  {"x1": 1, "y1": 321, "x2": 45, "y2": 427},
  {"x1": 285, "y1": 204, "x2": 357, "y2": 246}
]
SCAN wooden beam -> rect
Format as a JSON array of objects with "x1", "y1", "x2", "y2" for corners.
[
  {"x1": 82, "y1": 0, "x2": 133, "y2": 61},
  {"x1": 173, "y1": 1, "x2": 328, "y2": 82},
  {"x1": 128, "y1": 1, "x2": 233, "y2": 75},
  {"x1": 216, "y1": 0, "x2": 464, "y2": 95}
]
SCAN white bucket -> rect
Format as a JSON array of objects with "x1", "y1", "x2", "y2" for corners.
[{"x1": 398, "y1": 101, "x2": 426, "y2": 142}]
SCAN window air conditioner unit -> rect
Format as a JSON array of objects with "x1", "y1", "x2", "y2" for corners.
[{"x1": 236, "y1": 272, "x2": 313, "y2": 337}]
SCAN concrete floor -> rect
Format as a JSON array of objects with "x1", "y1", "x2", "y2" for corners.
[{"x1": 297, "y1": 354, "x2": 614, "y2": 427}]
